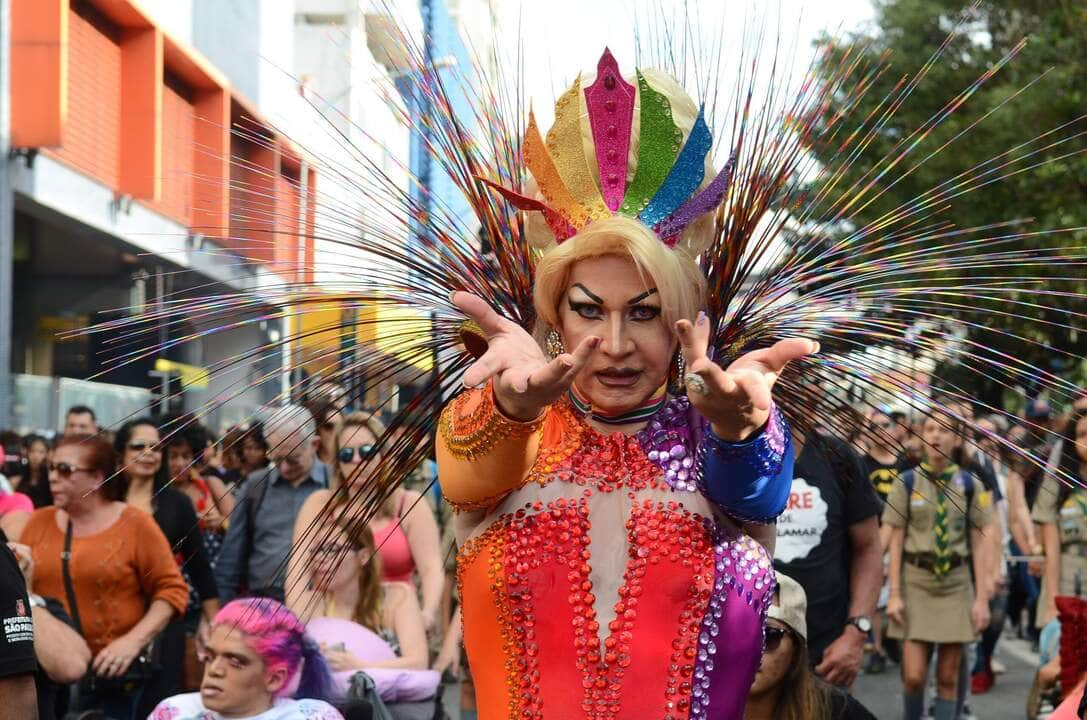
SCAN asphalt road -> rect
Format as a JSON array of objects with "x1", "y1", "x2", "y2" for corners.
[
  {"x1": 853, "y1": 632, "x2": 1040, "y2": 719},
  {"x1": 442, "y1": 631, "x2": 1042, "y2": 719}
]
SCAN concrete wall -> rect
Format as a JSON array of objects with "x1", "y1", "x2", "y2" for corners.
[{"x1": 192, "y1": 0, "x2": 262, "y2": 103}]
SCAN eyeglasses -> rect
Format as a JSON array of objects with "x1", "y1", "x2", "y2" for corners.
[
  {"x1": 272, "y1": 454, "x2": 305, "y2": 467},
  {"x1": 338, "y1": 444, "x2": 378, "y2": 463},
  {"x1": 310, "y1": 543, "x2": 356, "y2": 557},
  {"x1": 764, "y1": 626, "x2": 791, "y2": 653},
  {"x1": 127, "y1": 441, "x2": 160, "y2": 453},
  {"x1": 48, "y1": 462, "x2": 94, "y2": 477}
]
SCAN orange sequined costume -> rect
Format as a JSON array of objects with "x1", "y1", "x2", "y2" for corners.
[{"x1": 437, "y1": 383, "x2": 792, "y2": 720}]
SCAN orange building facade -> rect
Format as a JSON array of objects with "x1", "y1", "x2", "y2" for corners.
[
  {"x1": 5, "y1": 0, "x2": 318, "y2": 431},
  {"x1": 11, "y1": 0, "x2": 315, "y2": 276}
]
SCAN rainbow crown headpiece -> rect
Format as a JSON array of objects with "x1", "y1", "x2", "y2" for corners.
[{"x1": 483, "y1": 49, "x2": 735, "y2": 247}]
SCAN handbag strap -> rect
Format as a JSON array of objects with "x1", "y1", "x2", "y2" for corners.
[{"x1": 61, "y1": 518, "x2": 83, "y2": 635}]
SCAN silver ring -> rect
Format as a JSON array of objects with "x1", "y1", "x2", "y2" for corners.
[{"x1": 684, "y1": 372, "x2": 709, "y2": 396}]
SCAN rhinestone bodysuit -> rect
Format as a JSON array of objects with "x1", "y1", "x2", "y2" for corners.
[{"x1": 438, "y1": 386, "x2": 791, "y2": 720}]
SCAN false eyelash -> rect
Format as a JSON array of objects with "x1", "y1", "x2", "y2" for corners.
[
  {"x1": 628, "y1": 304, "x2": 662, "y2": 319},
  {"x1": 568, "y1": 300, "x2": 602, "y2": 315}
]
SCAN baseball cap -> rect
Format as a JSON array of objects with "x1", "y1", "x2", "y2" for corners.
[{"x1": 767, "y1": 571, "x2": 807, "y2": 641}]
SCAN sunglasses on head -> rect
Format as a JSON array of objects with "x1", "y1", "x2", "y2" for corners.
[
  {"x1": 764, "y1": 626, "x2": 791, "y2": 653},
  {"x1": 127, "y1": 441, "x2": 159, "y2": 453},
  {"x1": 338, "y1": 444, "x2": 378, "y2": 463},
  {"x1": 49, "y1": 462, "x2": 94, "y2": 477}
]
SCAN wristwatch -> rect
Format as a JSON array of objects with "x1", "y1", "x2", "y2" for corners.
[
  {"x1": 846, "y1": 616, "x2": 872, "y2": 634},
  {"x1": 28, "y1": 594, "x2": 46, "y2": 609}
]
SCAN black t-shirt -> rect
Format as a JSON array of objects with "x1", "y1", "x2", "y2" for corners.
[
  {"x1": 774, "y1": 433, "x2": 882, "y2": 665},
  {"x1": 152, "y1": 485, "x2": 218, "y2": 602},
  {"x1": 0, "y1": 542, "x2": 35, "y2": 679},
  {"x1": 862, "y1": 453, "x2": 901, "y2": 504},
  {"x1": 828, "y1": 686, "x2": 878, "y2": 719}
]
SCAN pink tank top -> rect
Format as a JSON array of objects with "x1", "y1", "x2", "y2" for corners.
[
  {"x1": 373, "y1": 493, "x2": 415, "y2": 583},
  {"x1": 0, "y1": 492, "x2": 33, "y2": 515}
]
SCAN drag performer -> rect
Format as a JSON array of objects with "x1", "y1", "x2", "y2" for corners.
[{"x1": 436, "y1": 57, "x2": 814, "y2": 719}]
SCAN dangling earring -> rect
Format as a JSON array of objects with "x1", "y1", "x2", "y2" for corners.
[
  {"x1": 668, "y1": 350, "x2": 686, "y2": 395},
  {"x1": 545, "y1": 328, "x2": 566, "y2": 360}
]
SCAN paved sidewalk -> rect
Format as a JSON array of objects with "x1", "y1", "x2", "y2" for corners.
[{"x1": 853, "y1": 634, "x2": 1039, "y2": 719}]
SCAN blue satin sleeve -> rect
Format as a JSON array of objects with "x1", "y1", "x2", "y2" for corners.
[{"x1": 697, "y1": 403, "x2": 793, "y2": 523}]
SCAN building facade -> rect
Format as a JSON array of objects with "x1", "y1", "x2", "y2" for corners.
[{"x1": 0, "y1": 0, "x2": 445, "y2": 433}]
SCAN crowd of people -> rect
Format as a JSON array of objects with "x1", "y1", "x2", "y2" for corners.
[
  {"x1": 773, "y1": 391, "x2": 1087, "y2": 720},
  {"x1": 0, "y1": 385, "x2": 1083, "y2": 720},
  {"x1": 0, "y1": 400, "x2": 451, "y2": 720}
]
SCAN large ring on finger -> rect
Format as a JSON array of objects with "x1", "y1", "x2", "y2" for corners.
[{"x1": 684, "y1": 372, "x2": 709, "y2": 396}]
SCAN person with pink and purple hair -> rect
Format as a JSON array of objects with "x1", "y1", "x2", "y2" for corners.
[{"x1": 149, "y1": 597, "x2": 343, "y2": 720}]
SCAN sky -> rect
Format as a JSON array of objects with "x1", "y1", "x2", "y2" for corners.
[{"x1": 490, "y1": 0, "x2": 877, "y2": 127}]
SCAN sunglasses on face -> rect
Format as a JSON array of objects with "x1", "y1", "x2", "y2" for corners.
[
  {"x1": 49, "y1": 462, "x2": 94, "y2": 478},
  {"x1": 338, "y1": 444, "x2": 378, "y2": 463},
  {"x1": 127, "y1": 441, "x2": 160, "y2": 453},
  {"x1": 764, "y1": 626, "x2": 791, "y2": 653}
]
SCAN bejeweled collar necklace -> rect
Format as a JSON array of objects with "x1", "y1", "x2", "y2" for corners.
[{"x1": 568, "y1": 383, "x2": 668, "y2": 426}]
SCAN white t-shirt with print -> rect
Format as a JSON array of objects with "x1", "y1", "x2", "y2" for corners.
[{"x1": 149, "y1": 692, "x2": 344, "y2": 720}]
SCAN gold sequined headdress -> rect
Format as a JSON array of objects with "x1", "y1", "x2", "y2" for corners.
[{"x1": 481, "y1": 49, "x2": 734, "y2": 247}]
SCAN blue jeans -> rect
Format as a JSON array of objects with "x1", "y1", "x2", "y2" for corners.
[{"x1": 1039, "y1": 618, "x2": 1061, "y2": 667}]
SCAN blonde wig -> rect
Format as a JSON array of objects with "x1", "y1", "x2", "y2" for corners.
[{"x1": 533, "y1": 215, "x2": 706, "y2": 334}]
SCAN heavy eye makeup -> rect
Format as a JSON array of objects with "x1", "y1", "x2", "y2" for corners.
[{"x1": 566, "y1": 284, "x2": 661, "y2": 322}]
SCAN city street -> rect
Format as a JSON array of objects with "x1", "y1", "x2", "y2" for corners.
[{"x1": 854, "y1": 633, "x2": 1040, "y2": 719}]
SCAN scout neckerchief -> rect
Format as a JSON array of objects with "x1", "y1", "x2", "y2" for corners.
[{"x1": 922, "y1": 462, "x2": 959, "y2": 581}]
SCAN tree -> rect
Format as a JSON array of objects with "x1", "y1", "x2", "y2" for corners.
[{"x1": 802, "y1": 0, "x2": 1087, "y2": 408}]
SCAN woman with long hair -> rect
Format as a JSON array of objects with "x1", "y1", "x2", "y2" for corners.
[
  {"x1": 15, "y1": 433, "x2": 52, "y2": 507},
  {"x1": 288, "y1": 412, "x2": 444, "y2": 633},
  {"x1": 304, "y1": 520, "x2": 429, "y2": 672},
  {"x1": 115, "y1": 418, "x2": 220, "y2": 702},
  {"x1": 744, "y1": 572, "x2": 875, "y2": 720},
  {"x1": 884, "y1": 413, "x2": 995, "y2": 720},
  {"x1": 163, "y1": 416, "x2": 236, "y2": 557},
  {"x1": 19, "y1": 434, "x2": 189, "y2": 719},
  {"x1": 149, "y1": 597, "x2": 342, "y2": 720}
]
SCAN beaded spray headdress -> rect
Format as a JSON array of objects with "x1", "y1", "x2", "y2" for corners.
[{"x1": 480, "y1": 49, "x2": 734, "y2": 252}]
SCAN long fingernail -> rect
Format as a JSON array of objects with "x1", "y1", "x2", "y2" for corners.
[
  {"x1": 589, "y1": 337, "x2": 601, "y2": 348},
  {"x1": 812, "y1": 341, "x2": 821, "y2": 354},
  {"x1": 448, "y1": 290, "x2": 458, "y2": 303}
]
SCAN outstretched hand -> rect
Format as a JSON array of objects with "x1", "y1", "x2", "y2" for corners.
[
  {"x1": 453, "y1": 292, "x2": 599, "y2": 421},
  {"x1": 675, "y1": 312, "x2": 818, "y2": 440}
]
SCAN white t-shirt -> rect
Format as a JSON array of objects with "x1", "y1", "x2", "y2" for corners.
[{"x1": 149, "y1": 692, "x2": 344, "y2": 720}]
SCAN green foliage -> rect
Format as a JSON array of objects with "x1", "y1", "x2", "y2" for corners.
[{"x1": 802, "y1": 0, "x2": 1087, "y2": 406}]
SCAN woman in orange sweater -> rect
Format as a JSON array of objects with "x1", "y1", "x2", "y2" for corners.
[{"x1": 19, "y1": 433, "x2": 189, "y2": 720}]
